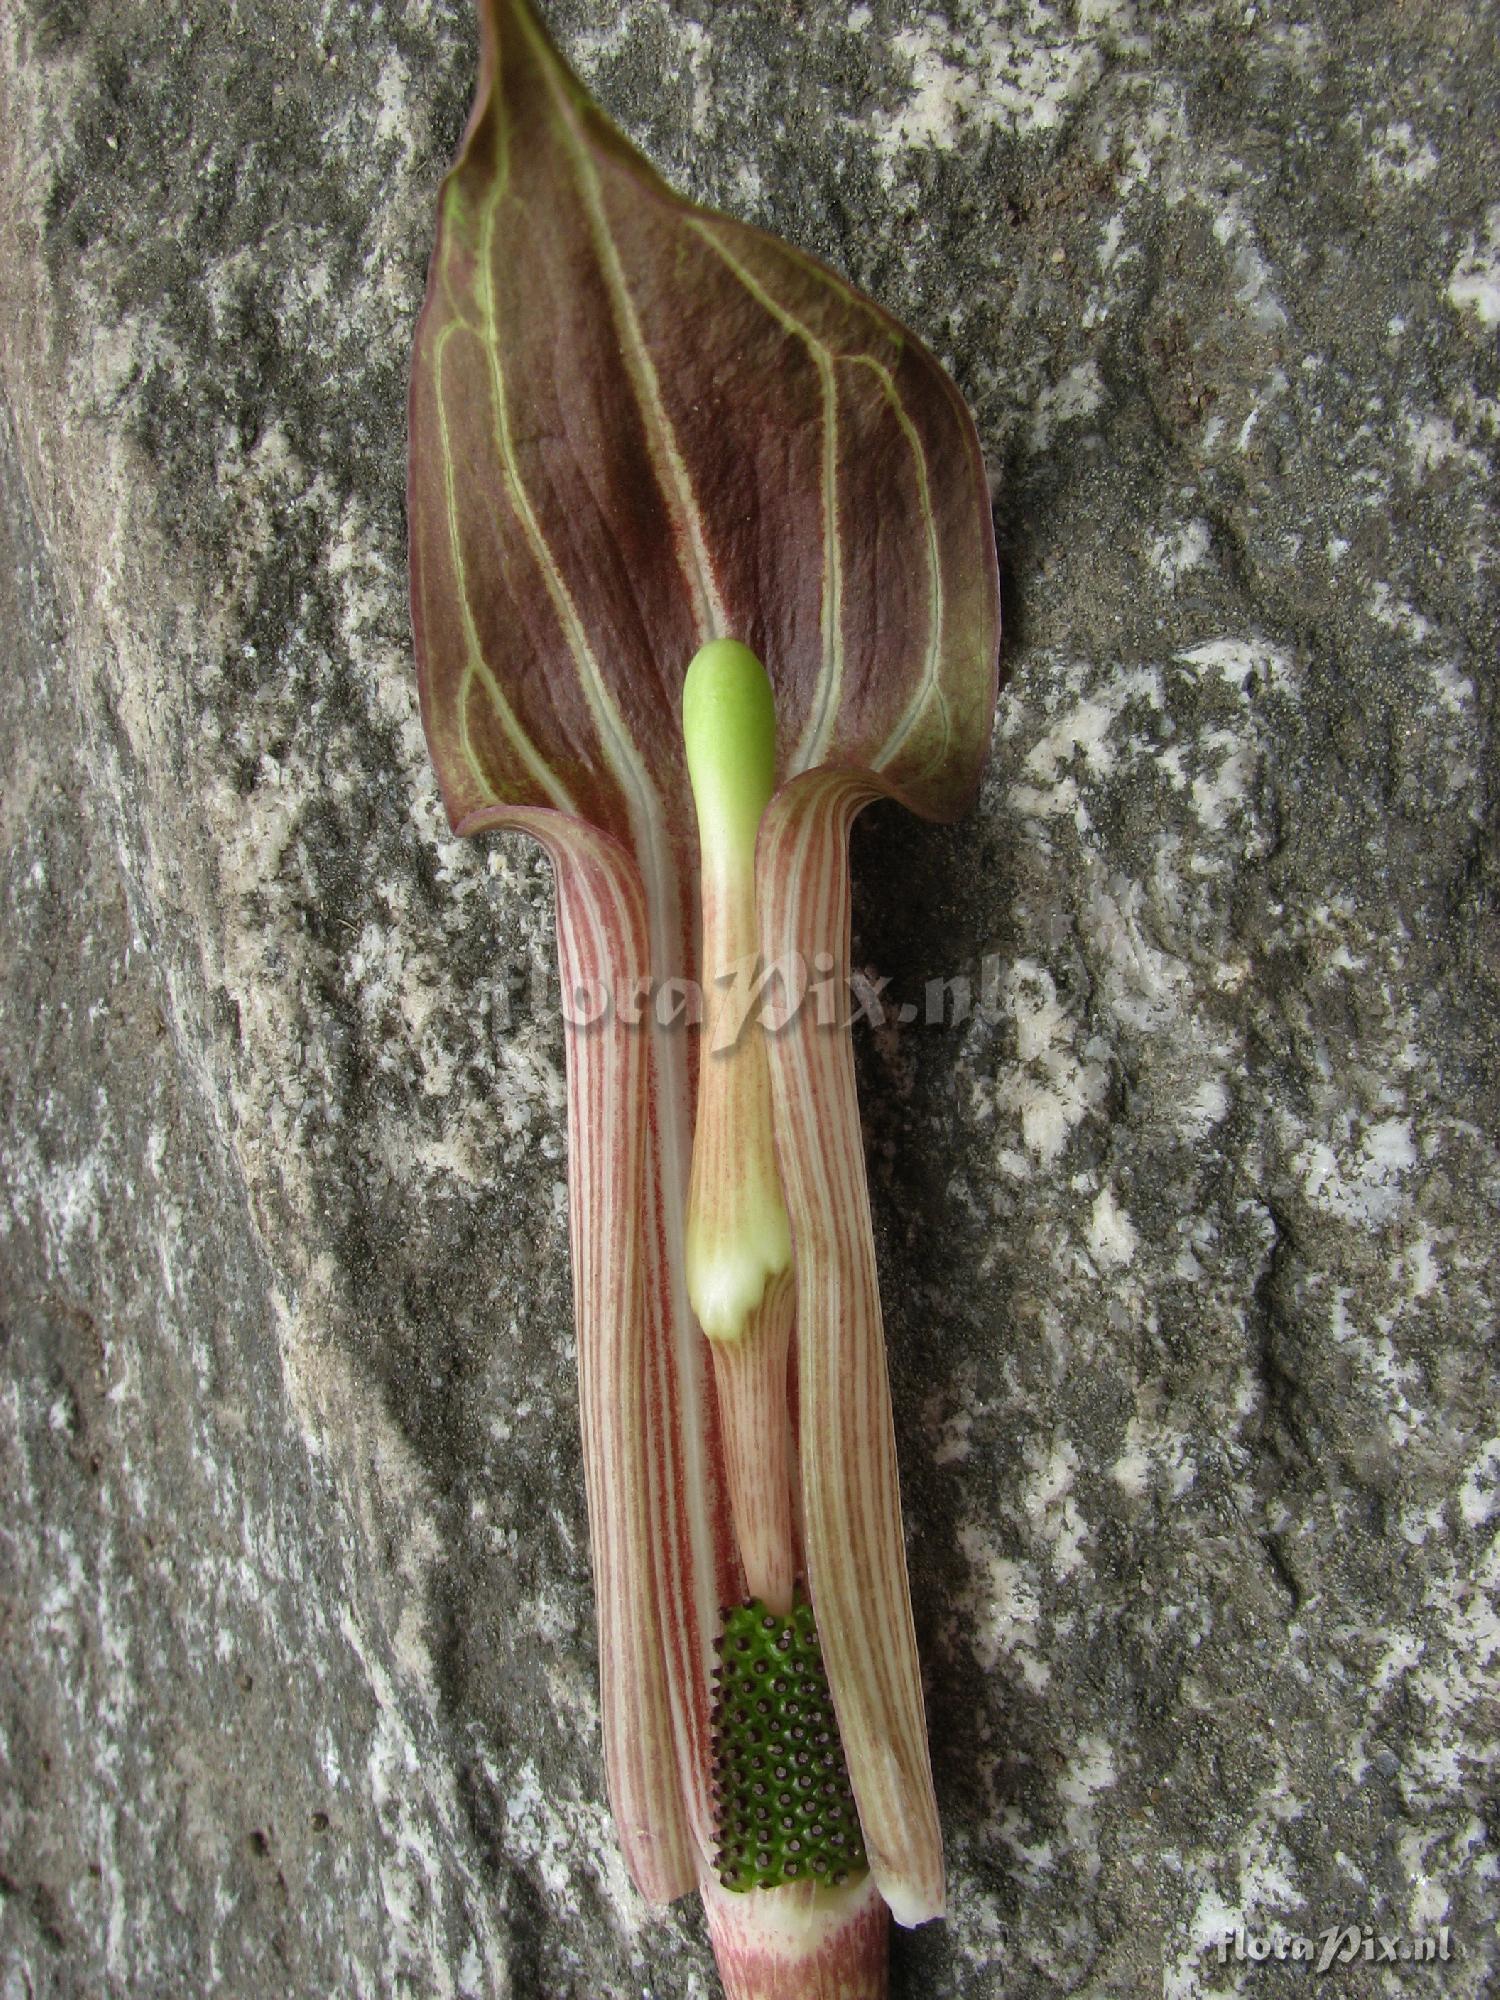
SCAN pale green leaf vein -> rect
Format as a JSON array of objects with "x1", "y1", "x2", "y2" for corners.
[
  {"x1": 687, "y1": 219, "x2": 950, "y2": 780},
  {"x1": 475, "y1": 33, "x2": 695, "y2": 1325},
  {"x1": 845, "y1": 354, "x2": 951, "y2": 777},
  {"x1": 685, "y1": 218, "x2": 845, "y2": 771},
  {"x1": 434, "y1": 320, "x2": 576, "y2": 814},
  {"x1": 521, "y1": 4, "x2": 727, "y2": 648}
]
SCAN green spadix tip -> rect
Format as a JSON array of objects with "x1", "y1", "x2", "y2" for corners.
[
  {"x1": 709, "y1": 1598, "x2": 869, "y2": 1895},
  {"x1": 682, "y1": 640, "x2": 777, "y2": 868}
]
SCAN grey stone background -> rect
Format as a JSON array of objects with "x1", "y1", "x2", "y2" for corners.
[{"x1": 1, "y1": 0, "x2": 1496, "y2": 1995}]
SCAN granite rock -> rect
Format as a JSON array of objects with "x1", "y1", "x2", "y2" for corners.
[{"x1": 1, "y1": 1, "x2": 1496, "y2": 1996}]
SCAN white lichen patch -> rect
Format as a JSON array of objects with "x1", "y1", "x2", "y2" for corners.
[
  {"x1": 1022, "y1": 1436, "x2": 1091, "y2": 1577},
  {"x1": 373, "y1": 50, "x2": 414, "y2": 152},
  {"x1": 955, "y1": 1525, "x2": 1051, "y2": 1692},
  {"x1": 489, "y1": 1754, "x2": 641, "y2": 1936},
  {"x1": 931, "y1": 1399, "x2": 975, "y2": 1466},
  {"x1": 989, "y1": 639, "x2": 1289, "y2": 1245},
  {"x1": 1446, "y1": 205, "x2": 1500, "y2": 327},
  {"x1": 1109, "y1": 1411, "x2": 1201, "y2": 1506},
  {"x1": 1148, "y1": 518, "x2": 1212, "y2": 589},
  {"x1": 1364, "y1": 119, "x2": 1439, "y2": 188},
  {"x1": 1366, "y1": 578, "x2": 1435, "y2": 644},
  {"x1": 1427, "y1": 657, "x2": 1475, "y2": 719},
  {"x1": 1109, "y1": 1442, "x2": 1152, "y2": 1497},
  {"x1": 1079, "y1": 872, "x2": 1191, "y2": 1035},
  {"x1": 336, "y1": 1606, "x2": 509, "y2": 2000},
  {"x1": 1088, "y1": 1184, "x2": 1138, "y2": 1269},
  {"x1": 1169, "y1": 639, "x2": 1297, "y2": 841},
  {"x1": 565, "y1": 4, "x2": 717, "y2": 144},
  {"x1": 1404, "y1": 409, "x2": 1491, "y2": 484},
  {"x1": 1176, "y1": 1075, "x2": 1232, "y2": 1141},
  {"x1": 1290, "y1": 1116, "x2": 1417, "y2": 1230},
  {"x1": 1329, "y1": 1287, "x2": 1427, "y2": 1448},
  {"x1": 1175, "y1": 637, "x2": 1295, "y2": 698},
  {"x1": 1186, "y1": 726, "x2": 1256, "y2": 832},
  {"x1": 1457, "y1": 1438, "x2": 1500, "y2": 1529},
  {"x1": 1056, "y1": 1733, "x2": 1118, "y2": 1882},
  {"x1": 2, "y1": 1116, "x2": 113, "y2": 1260},
  {"x1": 1006, "y1": 659, "x2": 1165, "y2": 832},
  {"x1": 871, "y1": 3, "x2": 1113, "y2": 163},
  {"x1": 1211, "y1": 197, "x2": 1289, "y2": 333},
  {"x1": 1030, "y1": 359, "x2": 1107, "y2": 450},
  {"x1": 1162, "y1": 1783, "x2": 1311, "y2": 1999},
  {"x1": 985, "y1": 958, "x2": 1110, "y2": 1168}
]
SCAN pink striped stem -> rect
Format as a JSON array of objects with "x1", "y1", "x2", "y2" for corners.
[{"x1": 701, "y1": 1873, "x2": 890, "y2": 2000}]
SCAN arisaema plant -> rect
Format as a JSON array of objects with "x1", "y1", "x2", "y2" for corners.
[{"x1": 407, "y1": 1, "x2": 1001, "y2": 1992}]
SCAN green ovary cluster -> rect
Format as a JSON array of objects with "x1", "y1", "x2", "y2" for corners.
[{"x1": 710, "y1": 1598, "x2": 868, "y2": 1893}]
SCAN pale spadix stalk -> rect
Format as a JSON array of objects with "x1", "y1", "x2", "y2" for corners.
[
  {"x1": 683, "y1": 640, "x2": 796, "y2": 1618},
  {"x1": 407, "y1": 0, "x2": 1003, "y2": 1987}
]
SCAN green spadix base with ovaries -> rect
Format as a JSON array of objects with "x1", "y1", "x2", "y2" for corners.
[{"x1": 710, "y1": 1599, "x2": 869, "y2": 1894}]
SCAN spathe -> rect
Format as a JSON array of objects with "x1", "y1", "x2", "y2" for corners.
[{"x1": 408, "y1": 0, "x2": 1001, "y2": 1985}]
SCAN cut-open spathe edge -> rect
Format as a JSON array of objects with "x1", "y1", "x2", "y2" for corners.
[{"x1": 457, "y1": 772, "x2": 947, "y2": 1932}]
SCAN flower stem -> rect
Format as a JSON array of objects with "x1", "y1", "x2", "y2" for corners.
[
  {"x1": 683, "y1": 640, "x2": 797, "y2": 1612},
  {"x1": 701, "y1": 1874, "x2": 889, "y2": 2000}
]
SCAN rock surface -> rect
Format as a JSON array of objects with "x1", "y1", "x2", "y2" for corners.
[{"x1": 1, "y1": 1, "x2": 1496, "y2": 1996}]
